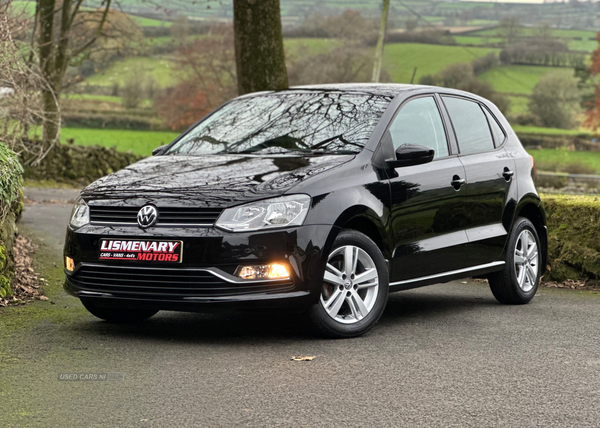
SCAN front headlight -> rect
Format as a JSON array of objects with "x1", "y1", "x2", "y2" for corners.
[
  {"x1": 215, "y1": 194, "x2": 311, "y2": 232},
  {"x1": 69, "y1": 198, "x2": 89, "y2": 229}
]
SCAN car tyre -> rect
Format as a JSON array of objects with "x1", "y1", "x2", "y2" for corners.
[
  {"x1": 489, "y1": 217, "x2": 541, "y2": 305},
  {"x1": 306, "y1": 229, "x2": 389, "y2": 338},
  {"x1": 81, "y1": 300, "x2": 158, "y2": 323}
]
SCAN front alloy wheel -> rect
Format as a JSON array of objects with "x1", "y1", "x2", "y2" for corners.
[
  {"x1": 320, "y1": 245, "x2": 380, "y2": 324},
  {"x1": 306, "y1": 229, "x2": 388, "y2": 338}
]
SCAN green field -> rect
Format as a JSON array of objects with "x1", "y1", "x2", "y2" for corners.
[
  {"x1": 59, "y1": 128, "x2": 179, "y2": 157},
  {"x1": 284, "y1": 38, "x2": 342, "y2": 58},
  {"x1": 61, "y1": 93, "x2": 154, "y2": 108},
  {"x1": 512, "y1": 125, "x2": 592, "y2": 136},
  {"x1": 84, "y1": 57, "x2": 178, "y2": 88},
  {"x1": 479, "y1": 65, "x2": 574, "y2": 95},
  {"x1": 129, "y1": 15, "x2": 172, "y2": 27},
  {"x1": 383, "y1": 43, "x2": 499, "y2": 83},
  {"x1": 454, "y1": 36, "x2": 503, "y2": 46},
  {"x1": 9, "y1": 1, "x2": 36, "y2": 16},
  {"x1": 527, "y1": 148, "x2": 600, "y2": 174},
  {"x1": 62, "y1": 94, "x2": 122, "y2": 103}
]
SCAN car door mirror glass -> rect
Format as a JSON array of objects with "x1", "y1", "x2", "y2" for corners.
[{"x1": 386, "y1": 144, "x2": 434, "y2": 168}]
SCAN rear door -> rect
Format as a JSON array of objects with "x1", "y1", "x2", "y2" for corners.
[
  {"x1": 386, "y1": 96, "x2": 471, "y2": 283},
  {"x1": 440, "y1": 95, "x2": 517, "y2": 266}
]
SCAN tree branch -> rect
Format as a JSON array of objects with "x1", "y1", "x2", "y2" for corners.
[{"x1": 71, "y1": 0, "x2": 113, "y2": 57}]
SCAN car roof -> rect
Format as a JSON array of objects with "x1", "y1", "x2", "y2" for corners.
[
  {"x1": 290, "y1": 83, "x2": 420, "y2": 97},
  {"x1": 237, "y1": 83, "x2": 480, "y2": 100}
]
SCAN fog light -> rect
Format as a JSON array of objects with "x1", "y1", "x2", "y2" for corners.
[
  {"x1": 236, "y1": 263, "x2": 290, "y2": 280},
  {"x1": 65, "y1": 256, "x2": 75, "y2": 272}
]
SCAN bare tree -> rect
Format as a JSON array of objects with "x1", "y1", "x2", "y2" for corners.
[
  {"x1": 36, "y1": 0, "x2": 116, "y2": 148},
  {"x1": 233, "y1": 0, "x2": 288, "y2": 95},
  {"x1": 171, "y1": 13, "x2": 190, "y2": 44},
  {"x1": 498, "y1": 16, "x2": 523, "y2": 46},
  {"x1": 0, "y1": 2, "x2": 55, "y2": 164}
]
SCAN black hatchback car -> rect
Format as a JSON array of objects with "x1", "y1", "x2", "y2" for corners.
[{"x1": 64, "y1": 84, "x2": 547, "y2": 338}]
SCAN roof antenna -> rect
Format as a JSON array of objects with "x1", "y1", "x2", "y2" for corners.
[{"x1": 410, "y1": 67, "x2": 418, "y2": 84}]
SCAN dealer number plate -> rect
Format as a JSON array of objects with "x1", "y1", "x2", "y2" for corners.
[{"x1": 99, "y1": 239, "x2": 183, "y2": 263}]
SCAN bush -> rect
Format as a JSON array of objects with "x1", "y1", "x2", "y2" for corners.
[
  {"x1": 0, "y1": 143, "x2": 23, "y2": 221},
  {"x1": 287, "y1": 45, "x2": 391, "y2": 86},
  {"x1": 472, "y1": 53, "x2": 499, "y2": 76},
  {"x1": 499, "y1": 40, "x2": 584, "y2": 68},
  {"x1": 121, "y1": 77, "x2": 143, "y2": 109},
  {"x1": 62, "y1": 113, "x2": 163, "y2": 131},
  {"x1": 384, "y1": 29, "x2": 455, "y2": 46},
  {"x1": 418, "y1": 61, "x2": 509, "y2": 114},
  {"x1": 23, "y1": 141, "x2": 142, "y2": 186},
  {"x1": 543, "y1": 194, "x2": 600, "y2": 282},
  {"x1": 0, "y1": 143, "x2": 23, "y2": 300},
  {"x1": 528, "y1": 72, "x2": 581, "y2": 129}
]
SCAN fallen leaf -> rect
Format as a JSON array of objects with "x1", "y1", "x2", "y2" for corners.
[{"x1": 291, "y1": 355, "x2": 316, "y2": 361}]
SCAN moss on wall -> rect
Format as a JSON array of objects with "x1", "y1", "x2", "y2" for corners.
[
  {"x1": 542, "y1": 194, "x2": 600, "y2": 282},
  {"x1": 0, "y1": 144, "x2": 23, "y2": 299}
]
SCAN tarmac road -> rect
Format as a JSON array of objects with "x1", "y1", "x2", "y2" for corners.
[{"x1": 2, "y1": 188, "x2": 599, "y2": 427}]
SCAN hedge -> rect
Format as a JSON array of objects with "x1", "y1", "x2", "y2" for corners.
[
  {"x1": 23, "y1": 142, "x2": 142, "y2": 186},
  {"x1": 0, "y1": 143, "x2": 24, "y2": 299},
  {"x1": 62, "y1": 112, "x2": 164, "y2": 131},
  {"x1": 543, "y1": 194, "x2": 600, "y2": 282}
]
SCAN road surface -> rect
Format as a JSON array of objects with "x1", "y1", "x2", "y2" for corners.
[{"x1": 1, "y1": 187, "x2": 598, "y2": 427}]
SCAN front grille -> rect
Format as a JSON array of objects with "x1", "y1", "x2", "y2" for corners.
[
  {"x1": 71, "y1": 264, "x2": 294, "y2": 298},
  {"x1": 89, "y1": 206, "x2": 223, "y2": 227}
]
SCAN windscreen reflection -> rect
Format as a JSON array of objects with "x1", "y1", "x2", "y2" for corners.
[{"x1": 165, "y1": 91, "x2": 392, "y2": 156}]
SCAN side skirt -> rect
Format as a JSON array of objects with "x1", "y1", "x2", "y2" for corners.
[{"x1": 388, "y1": 261, "x2": 505, "y2": 292}]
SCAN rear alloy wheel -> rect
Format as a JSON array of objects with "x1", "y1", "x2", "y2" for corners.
[
  {"x1": 82, "y1": 300, "x2": 158, "y2": 323},
  {"x1": 489, "y1": 217, "x2": 541, "y2": 304},
  {"x1": 307, "y1": 230, "x2": 388, "y2": 338}
]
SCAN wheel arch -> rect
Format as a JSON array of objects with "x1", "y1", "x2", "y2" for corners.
[
  {"x1": 326, "y1": 206, "x2": 392, "y2": 262},
  {"x1": 515, "y1": 197, "x2": 548, "y2": 273}
]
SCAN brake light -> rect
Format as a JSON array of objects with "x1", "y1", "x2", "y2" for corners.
[{"x1": 530, "y1": 155, "x2": 537, "y2": 182}]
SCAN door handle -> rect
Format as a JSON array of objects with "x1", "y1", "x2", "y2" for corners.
[
  {"x1": 451, "y1": 175, "x2": 465, "y2": 190},
  {"x1": 503, "y1": 167, "x2": 514, "y2": 181}
]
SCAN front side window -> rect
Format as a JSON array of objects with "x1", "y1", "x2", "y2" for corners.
[
  {"x1": 164, "y1": 91, "x2": 392, "y2": 156},
  {"x1": 388, "y1": 96, "x2": 449, "y2": 159},
  {"x1": 442, "y1": 96, "x2": 495, "y2": 155}
]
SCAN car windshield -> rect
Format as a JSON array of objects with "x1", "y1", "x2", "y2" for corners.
[{"x1": 164, "y1": 91, "x2": 392, "y2": 156}]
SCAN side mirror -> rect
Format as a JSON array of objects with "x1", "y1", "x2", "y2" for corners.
[
  {"x1": 385, "y1": 144, "x2": 434, "y2": 168},
  {"x1": 152, "y1": 145, "x2": 167, "y2": 156}
]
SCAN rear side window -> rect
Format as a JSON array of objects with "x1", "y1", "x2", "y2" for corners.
[
  {"x1": 388, "y1": 96, "x2": 449, "y2": 159},
  {"x1": 486, "y1": 110, "x2": 506, "y2": 147},
  {"x1": 442, "y1": 96, "x2": 494, "y2": 155}
]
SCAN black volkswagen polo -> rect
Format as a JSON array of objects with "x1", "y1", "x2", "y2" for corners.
[{"x1": 64, "y1": 84, "x2": 547, "y2": 338}]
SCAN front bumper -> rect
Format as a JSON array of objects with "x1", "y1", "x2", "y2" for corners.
[{"x1": 64, "y1": 224, "x2": 335, "y2": 311}]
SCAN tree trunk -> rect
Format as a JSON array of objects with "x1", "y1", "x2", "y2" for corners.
[
  {"x1": 372, "y1": 0, "x2": 390, "y2": 83},
  {"x1": 38, "y1": 0, "x2": 60, "y2": 146},
  {"x1": 41, "y1": 88, "x2": 59, "y2": 148},
  {"x1": 233, "y1": 0, "x2": 288, "y2": 95}
]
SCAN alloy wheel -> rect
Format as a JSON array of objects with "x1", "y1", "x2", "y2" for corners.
[
  {"x1": 514, "y1": 230, "x2": 539, "y2": 293},
  {"x1": 320, "y1": 245, "x2": 380, "y2": 324}
]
